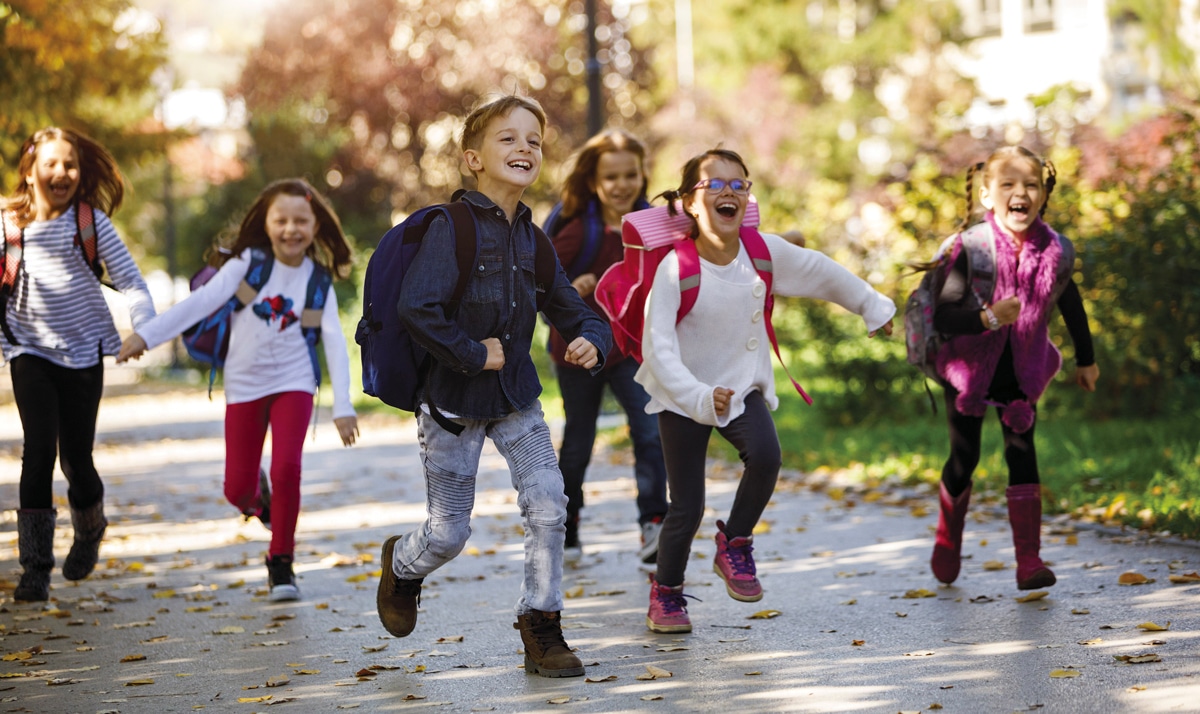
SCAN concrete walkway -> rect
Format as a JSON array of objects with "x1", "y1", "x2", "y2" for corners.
[{"x1": 1, "y1": 385, "x2": 1197, "y2": 713}]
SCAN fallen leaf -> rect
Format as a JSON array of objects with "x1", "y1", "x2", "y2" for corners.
[
  {"x1": 436, "y1": 636, "x2": 464, "y2": 643},
  {"x1": 1168, "y1": 571, "x2": 1200, "y2": 584},
  {"x1": 744, "y1": 670, "x2": 762, "y2": 675},
  {"x1": 1126, "y1": 685, "x2": 1147, "y2": 692},
  {"x1": 402, "y1": 694, "x2": 425, "y2": 701},
  {"x1": 1118, "y1": 571, "x2": 1155, "y2": 586},
  {"x1": 640, "y1": 695, "x2": 663, "y2": 701},
  {"x1": 124, "y1": 679, "x2": 155, "y2": 686},
  {"x1": 585, "y1": 675, "x2": 617, "y2": 683},
  {"x1": 656, "y1": 646, "x2": 688, "y2": 652},
  {"x1": 355, "y1": 668, "x2": 377, "y2": 678},
  {"x1": 748, "y1": 610, "x2": 781, "y2": 619},
  {"x1": 851, "y1": 640, "x2": 865, "y2": 646},
  {"x1": 47, "y1": 677, "x2": 80, "y2": 686},
  {"x1": 1137, "y1": 622, "x2": 1170, "y2": 632},
  {"x1": 904, "y1": 651, "x2": 935, "y2": 657},
  {"x1": 238, "y1": 695, "x2": 273, "y2": 704},
  {"x1": 1050, "y1": 669, "x2": 1081, "y2": 678},
  {"x1": 564, "y1": 586, "x2": 584, "y2": 598},
  {"x1": 1113, "y1": 653, "x2": 1162, "y2": 664},
  {"x1": 1078, "y1": 638, "x2": 1104, "y2": 645},
  {"x1": 292, "y1": 669, "x2": 320, "y2": 675},
  {"x1": 152, "y1": 589, "x2": 176, "y2": 599},
  {"x1": 929, "y1": 705, "x2": 944, "y2": 711},
  {"x1": 120, "y1": 654, "x2": 147, "y2": 662},
  {"x1": 1071, "y1": 608, "x2": 1090, "y2": 615},
  {"x1": 841, "y1": 599, "x2": 857, "y2": 605},
  {"x1": 345, "y1": 573, "x2": 368, "y2": 583},
  {"x1": 547, "y1": 696, "x2": 571, "y2": 704},
  {"x1": 361, "y1": 644, "x2": 388, "y2": 653},
  {"x1": 1065, "y1": 534, "x2": 1079, "y2": 545},
  {"x1": 902, "y1": 589, "x2": 937, "y2": 599},
  {"x1": 895, "y1": 612, "x2": 909, "y2": 618},
  {"x1": 982, "y1": 560, "x2": 1007, "y2": 571},
  {"x1": 213, "y1": 626, "x2": 244, "y2": 635},
  {"x1": 1016, "y1": 591, "x2": 1049, "y2": 603},
  {"x1": 265, "y1": 675, "x2": 290, "y2": 688},
  {"x1": 635, "y1": 665, "x2": 673, "y2": 680}
]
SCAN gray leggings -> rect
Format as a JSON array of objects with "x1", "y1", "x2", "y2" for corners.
[{"x1": 654, "y1": 390, "x2": 782, "y2": 588}]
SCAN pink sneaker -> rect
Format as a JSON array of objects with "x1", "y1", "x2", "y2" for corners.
[
  {"x1": 713, "y1": 520, "x2": 763, "y2": 602},
  {"x1": 647, "y1": 576, "x2": 695, "y2": 633}
]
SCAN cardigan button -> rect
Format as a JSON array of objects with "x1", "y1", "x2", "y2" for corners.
[
  {"x1": 751, "y1": 309, "x2": 763, "y2": 323},
  {"x1": 752, "y1": 282, "x2": 766, "y2": 298},
  {"x1": 746, "y1": 337, "x2": 760, "y2": 350}
]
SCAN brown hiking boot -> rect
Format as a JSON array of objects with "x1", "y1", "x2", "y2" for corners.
[
  {"x1": 514, "y1": 610, "x2": 585, "y2": 678},
  {"x1": 377, "y1": 535, "x2": 423, "y2": 637}
]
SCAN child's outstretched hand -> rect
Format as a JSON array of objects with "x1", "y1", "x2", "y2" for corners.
[
  {"x1": 1075, "y1": 363, "x2": 1100, "y2": 392},
  {"x1": 334, "y1": 416, "x2": 359, "y2": 446},
  {"x1": 868, "y1": 319, "x2": 894, "y2": 338},
  {"x1": 563, "y1": 337, "x2": 599, "y2": 370},
  {"x1": 117, "y1": 334, "x2": 148, "y2": 363},
  {"x1": 712, "y1": 387, "x2": 735, "y2": 416},
  {"x1": 571, "y1": 272, "x2": 598, "y2": 298}
]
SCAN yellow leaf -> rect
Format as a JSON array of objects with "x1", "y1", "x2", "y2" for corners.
[
  {"x1": 1113, "y1": 653, "x2": 1162, "y2": 664},
  {"x1": 227, "y1": 579, "x2": 246, "y2": 589},
  {"x1": 851, "y1": 640, "x2": 865, "y2": 646},
  {"x1": 1065, "y1": 534, "x2": 1079, "y2": 546},
  {"x1": 152, "y1": 589, "x2": 176, "y2": 599},
  {"x1": 0, "y1": 672, "x2": 27, "y2": 678},
  {"x1": 402, "y1": 694, "x2": 425, "y2": 700},
  {"x1": 120, "y1": 654, "x2": 147, "y2": 662},
  {"x1": 1016, "y1": 591, "x2": 1049, "y2": 603},
  {"x1": 315, "y1": 602, "x2": 330, "y2": 610},
  {"x1": 2, "y1": 652, "x2": 31, "y2": 661},
  {"x1": 238, "y1": 695, "x2": 273, "y2": 703},
  {"x1": 982, "y1": 560, "x2": 1007, "y2": 571},
  {"x1": 1050, "y1": 669, "x2": 1081, "y2": 678},
  {"x1": 1078, "y1": 638, "x2": 1104, "y2": 645},
  {"x1": 125, "y1": 562, "x2": 145, "y2": 572},
  {"x1": 841, "y1": 599, "x2": 857, "y2": 606},
  {"x1": 748, "y1": 609, "x2": 782, "y2": 619},
  {"x1": 904, "y1": 651, "x2": 935, "y2": 657},
  {"x1": 436, "y1": 636, "x2": 464, "y2": 643},
  {"x1": 213, "y1": 626, "x2": 244, "y2": 635},
  {"x1": 1137, "y1": 621, "x2": 1170, "y2": 632},
  {"x1": 910, "y1": 506, "x2": 929, "y2": 518},
  {"x1": 585, "y1": 675, "x2": 618, "y2": 683},
  {"x1": 752, "y1": 520, "x2": 771, "y2": 535},
  {"x1": 185, "y1": 606, "x2": 212, "y2": 613},
  {"x1": 1071, "y1": 608, "x2": 1090, "y2": 615},
  {"x1": 929, "y1": 705, "x2": 944, "y2": 710},
  {"x1": 979, "y1": 539, "x2": 988, "y2": 546},
  {"x1": 547, "y1": 696, "x2": 571, "y2": 704},
  {"x1": 902, "y1": 589, "x2": 937, "y2": 599},
  {"x1": 634, "y1": 665, "x2": 673, "y2": 680},
  {"x1": 1118, "y1": 571, "x2": 1154, "y2": 585},
  {"x1": 640, "y1": 695, "x2": 664, "y2": 701},
  {"x1": 744, "y1": 671, "x2": 762, "y2": 675},
  {"x1": 345, "y1": 573, "x2": 368, "y2": 583},
  {"x1": 293, "y1": 669, "x2": 321, "y2": 675},
  {"x1": 1126, "y1": 685, "x2": 1147, "y2": 692},
  {"x1": 1168, "y1": 571, "x2": 1200, "y2": 584},
  {"x1": 465, "y1": 546, "x2": 481, "y2": 556},
  {"x1": 564, "y1": 586, "x2": 584, "y2": 599},
  {"x1": 125, "y1": 678, "x2": 155, "y2": 686}
]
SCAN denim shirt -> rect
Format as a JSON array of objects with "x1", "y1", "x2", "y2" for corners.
[{"x1": 398, "y1": 191, "x2": 611, "y2": 419}]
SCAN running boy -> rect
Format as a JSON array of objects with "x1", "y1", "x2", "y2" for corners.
[{"x1": 375, "y1": 94, "x2": 611, "y2": 679}]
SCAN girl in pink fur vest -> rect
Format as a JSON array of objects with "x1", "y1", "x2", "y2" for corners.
[{"x1": 930, "y1": 146, "x2": 1100, "y2": 591}]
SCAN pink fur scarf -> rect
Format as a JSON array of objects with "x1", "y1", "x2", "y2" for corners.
[{"x1": 936, "y1": 212, "x2": 1064, "y2": 433}]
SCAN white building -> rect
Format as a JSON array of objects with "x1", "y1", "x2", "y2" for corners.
[{"x1": 954, "y1": 0, "x2": 1194, "y2": 128}]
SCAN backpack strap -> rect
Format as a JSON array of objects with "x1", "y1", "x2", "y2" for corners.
[
  {"x1": 740, "y1": 227, "x2": 812, "y2": 405},
  {"x1": 74, "y1": 201, "x2": 104, "y2": 280},
  {"x1": 0, "y1": 210, "x2": 23, "y2": 345},
  {"x1": 203, "y1": 248, "x2": 274, "y2": 397},
  {"x1": 672, "y1": 238, "x2": 701, "y2": 321},
  {"x1": 958, "y1": 222, "x2": 997, "y2": 308},
  {"x1": 300, "y1": 264, "x2": 333, "y2": 387},
  {"x1": 566, "y1": 199, "x2": 604, "y2": 280}
]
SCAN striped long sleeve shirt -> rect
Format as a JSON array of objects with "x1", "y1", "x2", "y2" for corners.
[{"x1": 1, "y1": 205, "x2": 155, "y2": 368}]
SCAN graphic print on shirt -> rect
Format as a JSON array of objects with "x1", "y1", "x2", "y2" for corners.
[{"x1": 253, "y1": 295, "x2": 299, "y2": 331}]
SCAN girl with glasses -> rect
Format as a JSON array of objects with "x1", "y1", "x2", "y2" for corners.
[{"x1": 636, "y1": 148, "x2": 896, "y2": 633}]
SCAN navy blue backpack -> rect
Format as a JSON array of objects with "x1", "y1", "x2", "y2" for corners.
[{"x1": 356, "y1": 196, "x2": 556, "y2": 414}]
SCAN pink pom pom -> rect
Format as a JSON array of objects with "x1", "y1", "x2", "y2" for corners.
[{"x1": 1002, "y1": 399, "x2": 1036, "y2": 433}]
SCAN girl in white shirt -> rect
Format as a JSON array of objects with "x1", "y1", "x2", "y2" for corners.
[
  {"x1": 3, "y1": 127, "x2": 156, "y2": 602},
  {"x1": 637, "y1": 149, "x2": 895, "y2": 633},
  {"x1": 119, "y1": 178, "x2": 358, "y2": 601}
]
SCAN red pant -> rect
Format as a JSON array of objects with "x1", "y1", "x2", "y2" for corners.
[{"x1": 224, "y1": 391, "x2": 313, "y2": 557}]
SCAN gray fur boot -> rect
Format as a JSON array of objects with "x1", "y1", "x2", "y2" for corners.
[
  {"x1": 14, "y1": 509, "x2": 56, "y2": 602},
  {"x1": 62, "y1": 500, "x2": 107, "y2": 581}
]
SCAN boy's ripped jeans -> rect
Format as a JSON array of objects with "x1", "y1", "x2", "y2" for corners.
[{"x1": 391, "y1": 401, "x2": 568, "y2": 615}]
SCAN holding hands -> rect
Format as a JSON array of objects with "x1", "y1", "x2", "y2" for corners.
[{"x1": 117, "y1": 334, "x2": 148, "y2": 363}]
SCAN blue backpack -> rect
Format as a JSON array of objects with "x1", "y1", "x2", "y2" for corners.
[
  {"x1": 183, "y1": 247, "x2": 332, "y2": 396},
  {"x1": 356, "y1": 196, "x2": 556, "y2": 414}
]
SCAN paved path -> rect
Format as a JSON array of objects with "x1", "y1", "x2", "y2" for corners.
[{"x1": 1, "y1": 385, "x2": 1197, "y2": 713}]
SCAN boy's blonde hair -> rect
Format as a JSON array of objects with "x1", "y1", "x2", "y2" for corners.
[{"x1": 460, "y1": 94, "x2": 547, "y2": 157}]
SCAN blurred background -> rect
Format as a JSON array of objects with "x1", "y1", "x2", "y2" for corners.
[{"x1": 2, "y1": 0, "x2": 1198, "y2": 531}]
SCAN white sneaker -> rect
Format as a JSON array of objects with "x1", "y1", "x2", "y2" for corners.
[
  {"x1": 269, "y1": 583, "x2": 300, "y2": 602},
  {"x1": 638, "y1": 519, "x2": 663, "y2": 564}
]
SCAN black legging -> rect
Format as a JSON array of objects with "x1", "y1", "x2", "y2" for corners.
[
  {"x1": 10, "y1": 354, "x2": 105, "y2": 510},
  {"x1": 941, "y1": 384, "x2": 1039, "y2": 498},
  {"x1": 654, "y1": 390, "x2": 782, "y2": 588}
]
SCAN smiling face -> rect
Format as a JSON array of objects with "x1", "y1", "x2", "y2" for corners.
[
  {"x1": 980, "y1": 155, "x2": 1045, "y2": 239},
  {"x1": 265, "y1": 194, "x2": 317, "y2": 267},
  {"x1": 590, "y1": 150, "x2": 645, "y2": 226},
  {"x1": 682, "y1": 156, "x2": 748, "y2": 240},
  {"x1": 26, "y1": 139, "x2": 81, "y2": 221},
  {"x1": 464, "y1": 106, "x2": 543, "y2": 192}
]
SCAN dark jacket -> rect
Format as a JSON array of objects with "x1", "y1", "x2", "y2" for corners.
[{"x1": 399, "y1": 191, "x2": 611, "y2": 419}]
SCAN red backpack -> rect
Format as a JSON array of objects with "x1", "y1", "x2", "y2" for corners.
[{"x1": 594, "y1": 201, "x2": 811, "y2": 404}]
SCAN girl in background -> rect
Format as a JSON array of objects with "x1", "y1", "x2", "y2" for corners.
[
  {"x1": 119, "y1": 178, "x2": 359, "y2": 601},
  {"x1": 929, "y1": 146, "x2": 1098, "y2": 591},
  {"x1": 546, "y1": 130, "x2": 668, "y2": 564},
  {"x1": 2, "y1": 127, "x2": 156, "y2": 601}
]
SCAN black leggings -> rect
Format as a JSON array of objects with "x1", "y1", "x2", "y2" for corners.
[
  {"x1": 10, "y1": 354, "x2": 105, "y2": 510},
  {"x1": 941, "y1": 384, "x2": 1039, "y2": 498},
  {"x1": 654, "y1": 390, "x2": 782, "y2": 588}
]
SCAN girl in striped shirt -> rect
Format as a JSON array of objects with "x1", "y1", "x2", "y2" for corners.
[{"x1": 2, "y1": 127, "x2": 156, "y2": 602}]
